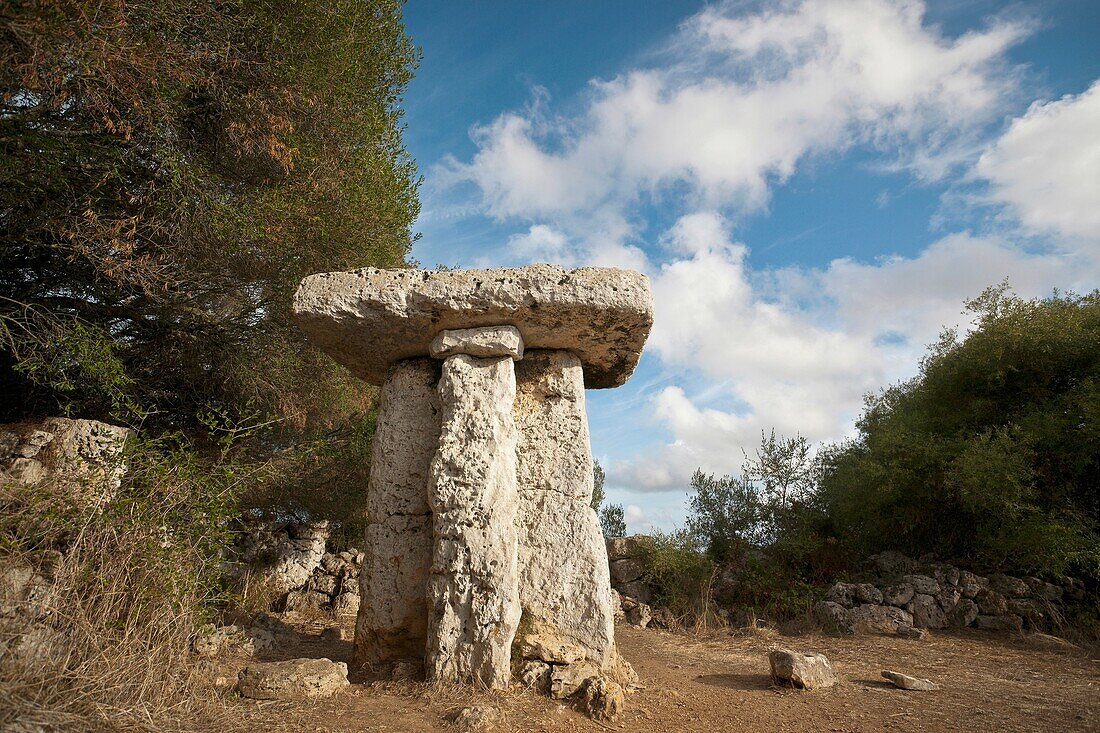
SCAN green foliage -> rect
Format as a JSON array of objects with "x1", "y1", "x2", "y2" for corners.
[
  {"x1": 819, "y1": 287, "x2": 1100, "y2": 577},
  {"x1": 590, "y1": 459, "x2": 606, "y2": 511},
  {"x1": 639, "y1": 529, "x2": 717, "y2": 623},
  {"x1": 600, "y1": 503, "x2": 627, "y2": 538},
  {"x1": 0, "y1": 0, "x2": 421, "y2": 437}
]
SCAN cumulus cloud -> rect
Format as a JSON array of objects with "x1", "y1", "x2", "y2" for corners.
[
  {"x1": 443, "y1": 0, "x2": 1029, "y2": 226},
  {"x1": 975, "y1": 80, "x2": 1100, "y2": 241}
]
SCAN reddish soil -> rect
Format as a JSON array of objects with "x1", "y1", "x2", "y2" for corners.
[{"x1": 213, "y1": 618, "x2": 1100, "y2": 732}]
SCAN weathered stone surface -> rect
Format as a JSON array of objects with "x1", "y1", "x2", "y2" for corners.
[
  {"x1": 948, "y1": 598, "x2": 979, "y2": 628},
  {"x1": 237, "y1": 658, "x2": 349, "y2": 700},
  {"x1": 622, "y1": 598, "x2": 652, "y2": 629},
  {"x1": 908, "y1": 593, "x2": 946, "y2": 629},
  {"x1": 520, "y1": 631, "x2": 587, "y2": 664},
  {"x1": 849, "y1": 604, "x2": 914, "y2": 634},
  {"x1": 989, "y1": 574, "x2": 1031, "y2": 598},
  {"x1": 426, "y1": 354, "x2": 520, "y2": 689},
  {"x1": 355, "y1": 359, "x2": 439, "y2": 672},
  {"x1": 513, "y1": 351, "x2": 615, "y2": 670},
  {"x1": 882, "y1": 582, "x2": 915, "y2": 607},
  {"x1": 510, "y1": 352, "x2": 616, "y2": 669},
  {"x1": 855, "y1": 583, "x2": 884, "y2": 605},
  {"x1": 825, "y1": 583, "x2": 858, "y2": 608},
  {"x1": 958, "y1": 571, "x2": 984, "y2": 599},
  {"x1": 450, "y1": 706, "x2": 498, "y2": 732},
  {"x1": 0, "y1": 418, "x2": 130, "y2": 502},
  {"x1": 550, "y1": 661, "x2": 601, "y2": 699},
  {"x1": 882, "y1": 670, "x2": 940, "y2": 691},
  {"x1": 582, "y1": 677, "x2": 625, "y2": 721},
  {"x1": 517, "y1": 660, "x2": 552, "y2": 692},
  {"x1": 293, "y1": 265, "x2": 654, "y2": 389},
  {"x1": 902, "y1": 575, "x2": 940, "y2": 596},
  {"x1": 814, "y1": 601, "x2": 853, "y2": 635},
  {"x1": 975, "y1": 587, "x2": 1009, "y2": 616},
  {"x1": 769, "y1": 649, "x2": 838, "y2": 690},
  {"x1": 975, "y1": 614, "x2": 1023, "y2": 632},
  {"x1": 430, "y1": 325, "x2": 524, "y2": 360},
  {"x1": 605, "y1": 536, "x2": 645, "y2": 561},
  {"x1": 609, "y1": 557, "x2": 646, "y2": 585},
  {"x1": 616, "y1": 580, "x2": 651, "y2": 605}
]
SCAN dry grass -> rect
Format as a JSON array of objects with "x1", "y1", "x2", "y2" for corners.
[{"x1": 0, "y1": 475, "x2": 240, "y2": 733}]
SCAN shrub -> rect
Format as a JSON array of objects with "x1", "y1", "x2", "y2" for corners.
[
  {"x1": 0, "y1": 436, "x2": 248, "y2": 732},
  {"x1": 640, "y1": 530, "x2": 721, "y2": 628}
]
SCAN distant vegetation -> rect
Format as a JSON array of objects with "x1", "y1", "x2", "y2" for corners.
[{"x1": 653, "y1": 287, "x2": 1100, "y2": 624}]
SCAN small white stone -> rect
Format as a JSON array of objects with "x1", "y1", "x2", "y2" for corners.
[{"x1": 430, "y1": 325, "x2": 524, "y2": 360}]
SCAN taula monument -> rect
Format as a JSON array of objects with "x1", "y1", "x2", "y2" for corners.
[{"x1": 293, "y1": 264, "x2": 652, "y2": 696}]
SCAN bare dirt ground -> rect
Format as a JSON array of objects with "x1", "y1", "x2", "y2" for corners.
[{"x1": 211, "y1": 618, "x2": 1100, "y2": 732}]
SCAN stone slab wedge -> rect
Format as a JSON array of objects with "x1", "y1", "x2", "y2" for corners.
[
  {"x1": 430, "y1": 325, "x2": 524, "y2": 360},
  {"x1": 292, "y1": 264, "x2": 653, "y2": 388}
]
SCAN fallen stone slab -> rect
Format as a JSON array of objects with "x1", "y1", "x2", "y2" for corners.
[
  {"x1": 768, "y1": 649, "x2": 838, "y2": 690},
  {"x1": 292, "y1": 265, "x2": 653, "y2": 389},
  {"x1": 881, "y1": 670, "x2": 940, "y2": 691},
  {"x1": 237, "y1": 658, "x2": 349, "y2": 700}
]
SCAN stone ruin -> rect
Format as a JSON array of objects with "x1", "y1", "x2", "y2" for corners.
[{"x1": 293, "y1": 264, "x2": 653, "y2": 693}]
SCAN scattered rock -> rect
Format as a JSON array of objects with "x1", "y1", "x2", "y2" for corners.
[
  {"x1": 768, "y1": 649, "x2": 838, "y2": 690},
  {"x1": 237, "y1": 658, "x2": 349, "y2": 701},
  {"x1": 896, "y1": 624, "x2": 927, "y2": 640},
  {"x1": 582, "y1": 677, "x2": 624, "y2": 721},
  {"x1": 621, "y1": 597, "x2": 652, "y2": 628},
  {"x1": 450, "y1": 706, "x2": 498, "y2": 732},
  {"x1": 881, "y1": 670, "x2": 940, "y2": 691}
]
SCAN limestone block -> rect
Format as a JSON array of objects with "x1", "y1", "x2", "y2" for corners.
[
  {"x1": 882, "y1": 670, "x2": 940, "y2": 691},
  {"x1": 237, "y1": 658, "x2": 349, "y2": 700},
  {"x1": 513, "y1": 350, "x2": 615, "y2": 670},
  {"x1": 430, "y1": 325, "x2": 524, "y2": 360},
  {"x1": 426, "y1": 354, "x2": 520, "y2": 689},
  {"x1": 293, "y1": 264, "x2": 653, "y2": 388},
  {"x1": 769, "y1": 649, "x2": 838, "y2": 690},
  {"x1": 355, "y1": 358, "x2": 439, "y2": 672}
]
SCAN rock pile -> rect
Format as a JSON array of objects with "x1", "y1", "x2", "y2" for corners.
[
  {"x1": 815, "y1": 551, "x2": 1083, "y2": 635},
  {"x1": 233, "y1": 520, "x2": 364, "y2": 616},
  {"x1": 0, "y1": 418, "x2": 130, "y2": 503},
  {"x1": 293, "y1": 264, "x2": 653, "y2": 709}
]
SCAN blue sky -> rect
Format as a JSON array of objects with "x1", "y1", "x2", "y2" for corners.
[{"x1": 400, "y1": 0, "x2": 1100, "y2": 532}]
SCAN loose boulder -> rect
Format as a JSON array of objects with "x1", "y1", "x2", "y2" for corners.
[
  {"x1": 237, "y1": 658, "x2": 349, "y2": 701},
  {"x1": 881, "y1": 670, "x2": 940, "y2": 691},
  {"x1": 768, "y1": 649, "x2": 838, "y2": 690}
]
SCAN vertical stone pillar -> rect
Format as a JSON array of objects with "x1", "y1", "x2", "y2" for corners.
[
  {"x1": 425, "y1": 353, "x2": 521, "y2": 689},
  {"x1": 354, "y1": 358, "x2": 440, "y2": 673},
  {"x1": 513, "y1": 350, "x2": 615, "y2": 669}
]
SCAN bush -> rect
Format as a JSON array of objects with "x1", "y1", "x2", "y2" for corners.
[
  {"x1": 818, "y1": 287, "x2": 1100, "y2": 578},
  {"x1": 0, "y1": 436, "x2": 248, "y2": 732},
  {"x1": 640, "y1": 530, "x2": 721, "y2": 628}
]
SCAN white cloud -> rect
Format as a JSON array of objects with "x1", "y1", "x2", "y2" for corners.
[
  {"x1": 975, "y1": 80, "x2": 1100, "y2": 241},
  {"x1": 443, "y1": 0, "x2": 1029, "y2": 227},
  {"x1": 614, "y1": 218, "x2": 1098, "y2": 493}
]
